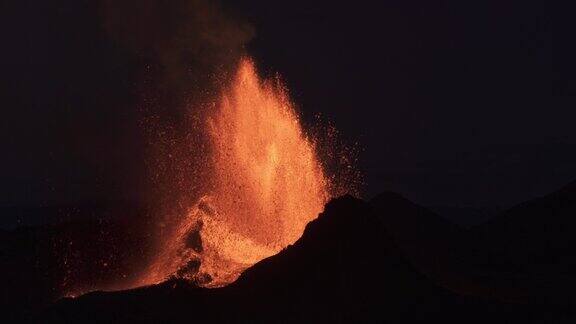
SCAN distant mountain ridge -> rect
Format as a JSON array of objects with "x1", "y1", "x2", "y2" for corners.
[
  {"x1": 43, "y1": 194, "x2": 572, "y2": 323},
  {"x1": 3, "y1": 182, "x2": 576, "y2": 322}
]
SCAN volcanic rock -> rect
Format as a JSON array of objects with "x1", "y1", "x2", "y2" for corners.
[{"x1": 41, "y1": 195, "x2": 569, "y2": 323}]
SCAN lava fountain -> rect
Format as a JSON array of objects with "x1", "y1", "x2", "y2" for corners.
[{"x1": 140, "y1": 57, "x2": 334, "y2": 287}]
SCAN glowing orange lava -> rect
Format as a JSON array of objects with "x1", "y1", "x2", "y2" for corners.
[{"x1": 140, "y1": 58, "x2": 332, "y2": 287}]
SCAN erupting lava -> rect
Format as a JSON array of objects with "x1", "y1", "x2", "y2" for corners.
[{"x1": 140, "y1": 58, "x2": 333, "y2": 287}]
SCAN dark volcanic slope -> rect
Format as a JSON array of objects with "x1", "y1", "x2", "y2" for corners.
[
  {"x1": 472, "y1": 181, "x2": 576, "y2": 301},
  {"x1": 371, "y1": 192, "x2": 534, "y2": 303},
  {"x1": 0, "y1": 204, "x2": 154, "y2": 322},
  {"x1": 44, "y1": 196, "x2": 568, "y2": 323},
  {"x1": 475, "y1": 180, "x2": 576, "y2": 260}
]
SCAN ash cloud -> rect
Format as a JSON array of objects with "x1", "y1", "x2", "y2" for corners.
[
  {"x1": 101, "y1": 0, "x2": 256, "y2": 210},
  {"x1": 99, "y1": 0, "x2": 259, "y2": 227},
  {"x1": 0, "y1": 0, "x2": 254, "y2": 225},
  {"x1": 101, "y1": 0, "x2": 254, "y2": 107}
]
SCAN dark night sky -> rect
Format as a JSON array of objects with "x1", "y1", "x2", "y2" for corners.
[{"x1": 2, "y1": 0, "x2": 576, "y2": 227}]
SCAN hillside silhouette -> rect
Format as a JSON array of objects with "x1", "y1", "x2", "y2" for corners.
[{"x1": 38, "y1": 191, "x2": 576, "y2": 323}]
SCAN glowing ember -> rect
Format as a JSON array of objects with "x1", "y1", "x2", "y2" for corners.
[{"x1": 140, "y1": 57, "x2": 332, "y2": 287}]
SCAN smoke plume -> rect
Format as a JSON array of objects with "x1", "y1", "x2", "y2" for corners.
[{"x1": 101, "y1": 0, "x2": 254, "y2": 106}]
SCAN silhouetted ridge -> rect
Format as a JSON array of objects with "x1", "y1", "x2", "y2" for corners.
[
  {"x1": 370, "y1": 191, "x2": 466, "y2": 268},
  {"x1": 0, "y1": 203, "x2": 155, "y2": 322},
  {"x1": 41, "y1": 194, "x2": 567, "y2": 323},
  {"x1": 471, "y1": 180, "x2": 576, "y2": 301},
  {"x1": 230, "y1": 195, "x2": 432, "y2": 301}
]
